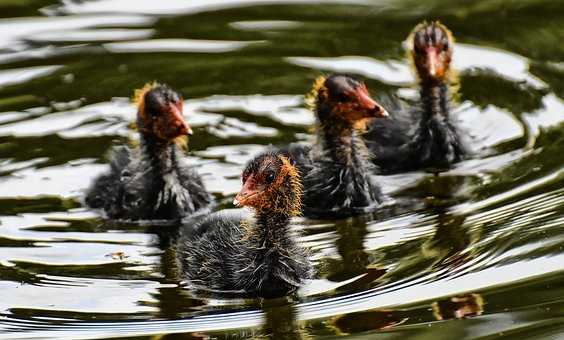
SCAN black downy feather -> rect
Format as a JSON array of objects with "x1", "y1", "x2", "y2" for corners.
[
  {"x1": 85, "y1": 85, "x2": 212, "y2": 221},
  {"x1": 365, "y1": 21, "x2": 466, "y2": 173},
  {"x1": 281, "y1": 75, "x2": 383, "y2": 218},
  {"x1": 283, "y1": 134, "x2": 381, "y2": 218},
  {"x1": 176, "y1": 153, "x2": 311, "y2": 298},
  {"x1": 176, "y1": 209, "x2": 311, "y2": 298},
  {"x1": 365, "y1": 83, "x2": 465, "y2": 173}
]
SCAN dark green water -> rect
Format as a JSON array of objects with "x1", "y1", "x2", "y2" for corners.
[{"x1": 0, "y1": 0, "x2": 563, "y2": 339}]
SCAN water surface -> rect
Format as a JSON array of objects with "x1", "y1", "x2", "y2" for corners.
[{"x1": 0, "y1": 0, "x2": 563, "y2": 339}]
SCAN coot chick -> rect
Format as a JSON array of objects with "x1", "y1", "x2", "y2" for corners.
[
  {"x1": 282, "y1": 74, "x2": 388, "y2": 218},
  {"x1": 176, "y1": 152, "x2": 311, "y2": 298},
  {"x1": 364, "y1": 21, "x2": 466, "y2": 173},
  {"x1": 85, "y1": 83, "x2": 212, "y2": 221}
]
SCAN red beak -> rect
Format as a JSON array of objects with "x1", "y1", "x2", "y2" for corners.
[
  {"x1": 169, "y1": 102, "x2": 192, "y2": 136},
  {"x1": 426, "y1": 47, "x2": 439, "y2": 78},
  {"x1": 233, "y1": 174, "x2": 259, "y2": 207},
  {"x1": 355, "y1": 87, "x2": 389, "y2": 118}
]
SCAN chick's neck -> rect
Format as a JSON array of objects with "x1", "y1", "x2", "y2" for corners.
[
  {"x1": 420, "y1": 76, "x2": 450, "y2": 120},
  {"x1": 315, "y1": 105, "x2": 370, "y2": 166},
  {"x1": 137, "y1": 116, "x2": 180, "y2": 175}
]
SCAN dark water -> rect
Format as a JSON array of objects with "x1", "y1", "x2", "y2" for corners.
[{"x1": 1, "y1": 0, "x2": 563, "y2": 339}]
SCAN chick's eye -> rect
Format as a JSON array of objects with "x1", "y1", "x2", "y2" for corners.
[
  {"x1": 338, "y1": 93, "x2": 350, "y2": 103},
  {"x1": 265, "y1": 171, "x2": 276, "y2": 184}
]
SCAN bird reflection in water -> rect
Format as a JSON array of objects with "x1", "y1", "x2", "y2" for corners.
[
  {"x1": 330, "y1": 309, "x2": 408, "y2": 335},
  {"x1": 421, "y1": 210, "x2": 479, "y2": 271},
  {"x1": 320, "y1": 217, "x2": 386, "y2": 292},
  {"x1": 151, "y1": 299, "x2": 308, "y2": 340},
  {"x1": 148, "y1": 230, "x2": 208, "y2": 319},
  {"x1": 329, "y1": 293, "x2": 483, "y2": 336},
  {"x1": 408, "y1": 173, "x2": 480, "y2": 270},
  {"x1": 432, "y1": 293, "x2": 484, "y2": 320},
  {"x1": 152, "y1": 332, "x2": 209, "y2": 340},
  {"x1": 259, "y1": 299, "x2": 310, "y2": 340}
]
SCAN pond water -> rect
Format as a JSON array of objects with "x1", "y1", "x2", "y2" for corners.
[{"x1": 1, "y1": 0, "x2": 563, "y2": 339}]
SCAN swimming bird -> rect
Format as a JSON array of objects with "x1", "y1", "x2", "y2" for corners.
[
  {"x1": 176, "y1": 152, "x2": 311, "y2": 298},
  {"x1": 282, "y1": 74, "x2": 388, "y2": 218},
  {"x1": 364, "y1": 21, "x2": 466, "y2": 173},
  {"x1": 85, "y1": 83, "x2": 212, "y2": 221}
]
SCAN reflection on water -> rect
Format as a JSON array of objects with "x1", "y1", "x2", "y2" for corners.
[
  {"x1": 432, "y1": 293, "x2": 484, "y2": 321},
  {"x1": 0, "y1": 0, "x2": 564, "y2": 339},
  {"x1": 331, "y1": 309, "x2": 407, "y2": 335}
]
